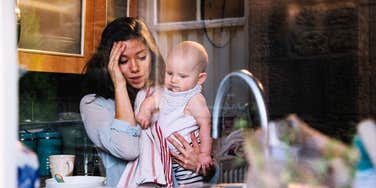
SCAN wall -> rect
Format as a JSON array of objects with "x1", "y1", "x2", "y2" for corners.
[{"x1": 248, "y1": 0, "x2": 376, "y2": 143}]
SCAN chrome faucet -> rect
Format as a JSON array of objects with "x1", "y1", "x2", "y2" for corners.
[{"x1": 211, "y1": 69, "x2": 269, "y2": 153}]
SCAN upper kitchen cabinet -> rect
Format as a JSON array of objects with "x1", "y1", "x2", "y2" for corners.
[{"x1": 17, "y1": 0, "x2": 132, "y2": 74}]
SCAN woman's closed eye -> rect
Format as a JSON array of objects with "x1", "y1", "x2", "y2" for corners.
[
  {"x1": 119, "y1": 60, "x2": 127, "y2": 64},
  {"x1": 119, "y1": 56, "x2": 128, "y2": 64},
  {"x1": 138, "y1": 56, "x2": 147, "y2": 61}
]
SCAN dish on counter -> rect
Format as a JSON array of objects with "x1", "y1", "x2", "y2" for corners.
[{"x1": 45, "y1": 176, "x2": 105, "y2": 188}]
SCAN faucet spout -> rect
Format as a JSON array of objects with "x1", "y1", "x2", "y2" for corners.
[{"x1": 211, "y1": 69, "x2": 269, "y2": 146}]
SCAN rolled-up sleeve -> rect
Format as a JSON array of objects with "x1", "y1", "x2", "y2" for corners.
[
  {"x1": 111, "y1": 119, "x2": 141, "y2": 137},
  {"x1": 80, "y1": 94, "x2": 141, "y2": 160}
]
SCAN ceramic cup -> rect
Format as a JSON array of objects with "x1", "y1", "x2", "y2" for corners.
[{"x1": 49, "y1": 155, "x2": 75, "y2": 177}]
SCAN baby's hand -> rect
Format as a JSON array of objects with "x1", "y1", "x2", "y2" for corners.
[
  {"x1": 137, "y1": 96, "x2": 157, "y2": 129},
  {"x1": 196, "y1": 153, "x2": 213, "y2": 175},
  {"x1": 136, "y1": 111, "x2": 151, "y2": 129}
]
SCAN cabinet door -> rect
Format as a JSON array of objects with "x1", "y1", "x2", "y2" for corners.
[{"x1": 17, "y1": 0, "x2": 105, "y2": 74}]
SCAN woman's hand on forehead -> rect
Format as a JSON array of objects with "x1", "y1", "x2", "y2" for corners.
[{"x1": 108, "y1": 42, "x2": 127, "y2": 87}]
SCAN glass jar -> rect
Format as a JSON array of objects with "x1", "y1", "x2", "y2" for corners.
[
  {"x1": 36, "y1": 130, "x2": 62, "y2": 177},
  {"x1": 19, "y1": 130, "x2": 37, "y2": 152}
]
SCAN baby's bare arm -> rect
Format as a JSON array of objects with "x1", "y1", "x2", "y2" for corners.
[
  {"x1": 186, "y1": 94, "x2": 213, "y2": 161},
  {"x1": 137, "y1": 95, "x2": 158, "y2": 129}
]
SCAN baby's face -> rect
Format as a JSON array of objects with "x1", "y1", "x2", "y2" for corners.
[{"x1": 165, "y1": 53, "x2": 201, "y2": 92}]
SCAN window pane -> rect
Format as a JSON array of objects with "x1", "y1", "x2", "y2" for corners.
[
  {"x1": 107, "y1": 0, "x2": 127, "y2": 23},
  {"x1": 158, "y1": 0, "x2": 196, "y2": 23},
  {"x1": 18, "y1": 0, "x2": 83, "y2": 54},
  {"x1": 203, "y1": 0, "x2": 244, "y2": 20}
]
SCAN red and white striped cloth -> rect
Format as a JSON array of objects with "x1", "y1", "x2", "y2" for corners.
[
  {"x1": 155, "y1": 121, "x2": 173, "y2": 185},
  {"x1": 116, "y1": 121, "x2": 173, "y2": 187}
]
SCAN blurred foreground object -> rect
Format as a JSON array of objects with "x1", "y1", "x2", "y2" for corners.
[
  {"x1": 245, "y1": 114, "x2": 357, "y2": 188},
  {"x1": 17, "y1": 42, "x2": 38, "y2": 188},
  {"x1": 17, "y1": 141, "x2": 39, "y2": 188},
  {"x1": 353, "y1": 119, "x2": 376, "y2": 188}
]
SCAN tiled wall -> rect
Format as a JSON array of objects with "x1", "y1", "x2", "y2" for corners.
[{"x1": 19, "y1": 72, "x2": 83, "y2": 122}]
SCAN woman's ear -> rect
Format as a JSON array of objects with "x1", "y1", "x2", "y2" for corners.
[{"x1": 197, "y1": 72, "x2": 207, "y2": 85}]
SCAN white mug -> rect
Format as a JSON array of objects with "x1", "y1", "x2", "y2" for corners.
[{"x1": 49, "y1": 155, "x2": 75, "y2": 177}]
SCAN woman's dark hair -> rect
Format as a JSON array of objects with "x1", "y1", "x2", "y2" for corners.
[{"x1": 81, "y1": 17, "x2": 165, "y2": 103}]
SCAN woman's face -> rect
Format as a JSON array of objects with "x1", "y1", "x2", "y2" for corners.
[{"x1": 118, "y1": 39, "x2": 152, "y2": 89}]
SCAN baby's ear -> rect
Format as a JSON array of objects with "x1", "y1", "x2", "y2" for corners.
[{"x1": 198, "y1": 72, "x2": 207, "y2": 85}]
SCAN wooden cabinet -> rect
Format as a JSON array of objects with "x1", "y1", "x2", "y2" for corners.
[{"x1": 18, "y1": 0, "x2": 107, "y2": 74}]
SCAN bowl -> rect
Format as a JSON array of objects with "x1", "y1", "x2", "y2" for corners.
[
  {"x1": 58, "y1": 112, "x2": 81, "y2": 121},
  {"x1": 45, "y1": 176, "x2": 105, "y2": 188}
]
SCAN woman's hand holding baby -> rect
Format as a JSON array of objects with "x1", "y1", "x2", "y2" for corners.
[{"x1": 168, "y1": 132, "x2": 213, "y2": 175}]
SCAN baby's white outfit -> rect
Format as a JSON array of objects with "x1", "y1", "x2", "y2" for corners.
[{"x1": 158, "y1": 84, "x2": 203, "y2": 185}]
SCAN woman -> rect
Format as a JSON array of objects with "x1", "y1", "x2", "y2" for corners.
[{"x1": 80, "y1": 17, "x2": 215, "y2": 187}]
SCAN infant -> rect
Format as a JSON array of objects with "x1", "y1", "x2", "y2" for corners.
[{"x1": 137, "y1": 41, "x2": 213, "y2": 185}]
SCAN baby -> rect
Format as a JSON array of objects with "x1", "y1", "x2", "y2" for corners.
[{"x1": 137, "y1": 41, "x2": 213, "y2": 185}]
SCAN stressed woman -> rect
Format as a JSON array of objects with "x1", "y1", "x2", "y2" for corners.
[{"x1": 80, "y1": 17, "x2": 215, "y2": 187}]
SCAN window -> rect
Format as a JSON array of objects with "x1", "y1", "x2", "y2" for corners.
[
  {"x1": 18, "y1": 0, "x2": 84, "y2": 56},
  {"x1": 152, "y1": 0, "x2": 246, "y2": 31},
  {"x1": 202, "y1": 0, "x2": 244, "y2": 20},
  {"x1": 158, "y1": 0, "x2": 196, "y2": 22}
]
